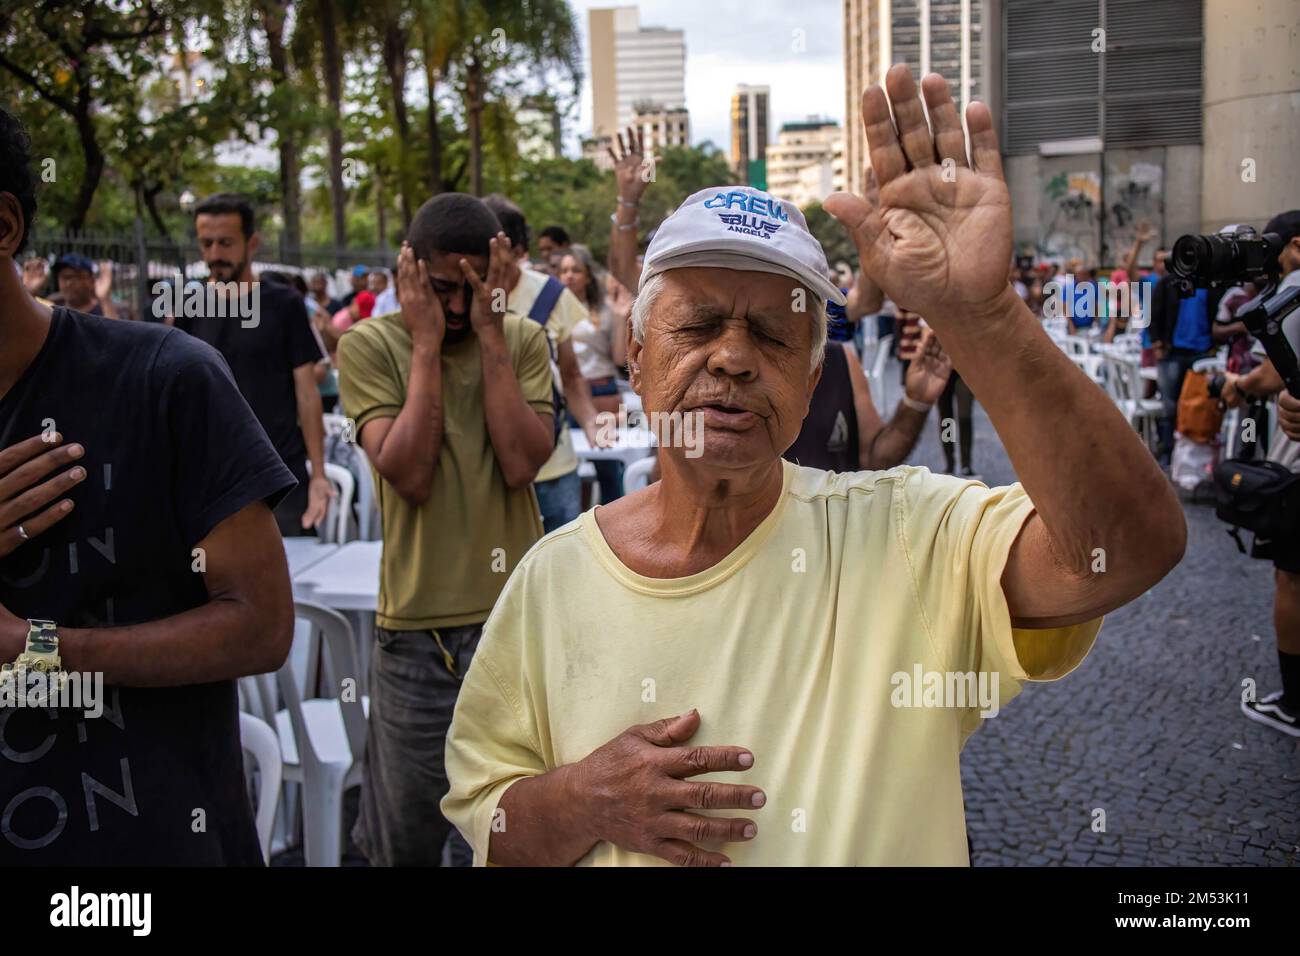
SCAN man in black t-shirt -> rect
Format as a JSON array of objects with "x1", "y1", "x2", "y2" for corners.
[
  {"x1": 176, "y1": 193, "x2": 331, "y2": 537},
  {"x1": 0, "y1": 107, "x2": 296, "y2": 864}
]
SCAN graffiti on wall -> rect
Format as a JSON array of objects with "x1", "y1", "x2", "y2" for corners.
[
  {"x1": 1036, "y1": 152, "x2": 1166, "y2": 267},
  {"x1": 1040, "y1": 170, "x2": 1101, "y2": 264},
  {"x1": 1104, "y1": 155, "x2": 1164, "y2": 266}
]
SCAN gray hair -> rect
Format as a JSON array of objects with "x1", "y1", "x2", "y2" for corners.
[{"x1": 631, "y1": 271, "x2": 828, "y2": 372}]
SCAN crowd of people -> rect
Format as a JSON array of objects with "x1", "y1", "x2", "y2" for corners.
[{"x1": 1, "y1": 62, "x2": 1298, "y2": 869}]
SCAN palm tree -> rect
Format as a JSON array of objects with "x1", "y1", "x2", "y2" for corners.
[
  {"x1": 450, "y1": 0, "x2": 581, "y2": 196},
  {"x1": 315, "y1": 0, "x2": 354, "y2": 255},
  {"x1": 418, "y1": 0, "x2": 462, "y2": 196}
]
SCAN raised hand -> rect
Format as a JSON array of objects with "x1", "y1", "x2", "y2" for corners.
[
  {"x1": 94, "y1": 260, "x2": 114, "y2": 304},
  {"x1": 900, "y1": 325, "x2": 953, "y2": 405},
  {"x1": 396, "y1": 243, "x2": 445, "y2": 346},
  {"x1": 825, "y1": 65, "x2": 1013, "y2": 327},
  {"x1": 608, "y1": 125, "x2": 656, "y2": 205},
  {"x1": 459, "y1": 232, "x2": 514, "y2": 337}
]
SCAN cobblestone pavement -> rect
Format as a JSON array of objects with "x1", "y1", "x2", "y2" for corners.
[{"x1": 888, "y1": 373, "x2": 1300, "y2": 866}]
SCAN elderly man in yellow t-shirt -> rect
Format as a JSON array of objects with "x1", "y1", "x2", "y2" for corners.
[{"x1": 442, "y1": 66, "x2": 1187, "y2": 866}]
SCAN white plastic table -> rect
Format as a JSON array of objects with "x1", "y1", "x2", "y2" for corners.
[
  {"x1": 292, "y1": 540, "x2": 382, "y2": 611},
  {"x1": 282, "y1": 538, "x2": 339, "y2": 580},
  {"x1": 570, "y1": 427, "x2": 656, "y2": 467}
]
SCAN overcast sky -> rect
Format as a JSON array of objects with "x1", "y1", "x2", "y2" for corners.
[{"x1": 560, "y1": 0, "x2": 847, "y2": 155}]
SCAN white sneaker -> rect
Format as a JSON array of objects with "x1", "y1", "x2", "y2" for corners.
[{"x1": 1241, "y1": 690, "x2": 1300, "y2": 738}]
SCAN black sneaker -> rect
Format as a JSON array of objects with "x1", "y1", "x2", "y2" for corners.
[
  {"x1": 1241, "y1": 690, "x2": 1300, "y2": 738},
  {"x1": 960, "y1": 466, "x2": 983, "y2": 482}
]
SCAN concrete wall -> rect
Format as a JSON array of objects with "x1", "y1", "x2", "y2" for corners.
[
  {"x1": 1164, "y1": 145, "x2": 1202, "y2": 244},
  {"x1": 1201, "y1": 0, "x2": 1300, "y2": 232},
  {"x1": 1006, "y1": 145, "x2": 1201, "y2": 266}
]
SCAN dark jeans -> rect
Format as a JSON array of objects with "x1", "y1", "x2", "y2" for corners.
[
  {"x1": 938, "y1": 372, "x2": 974, "y2": 471},
  {"x1": 534, "y1": 470, "x2": 581, "y2": 533},
  {"x1": 352, "y1": 624, "x2": 483, "y2": 866},
  {"x1": 1157, "y1": 350, "x2": 1210, "y2": 462}
]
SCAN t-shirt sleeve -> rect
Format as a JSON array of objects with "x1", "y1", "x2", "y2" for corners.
[
  {"x1": 514, "y1": 318, "x2": 557, "y2": 417},
  {"x1": 157, "y1": 330, "x2": 297, "y2": 548},
  {"x1": 281, "y1": 288, "x2": 325, "y2": 369},
  {"x1": 442, "y1": 578, "x2": 549, "y2": 865},
  {"x1": 898, "y1": 471, "x2": 1102, "y2": 726},
  {"x1": 337, "y1": 326, "x2": 404, "y2": 431}
]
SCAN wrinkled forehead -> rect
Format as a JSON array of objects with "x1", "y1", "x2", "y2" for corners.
[{"x1": 656, "y1": 267, "x2": 807, "y2": 312}]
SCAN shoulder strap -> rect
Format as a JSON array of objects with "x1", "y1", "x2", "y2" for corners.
[{"x1": 528, "y1": 276, "x2": 565, "y2": 326}]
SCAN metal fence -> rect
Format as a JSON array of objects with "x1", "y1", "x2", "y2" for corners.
[{"x1": 26, "y1": 221, "x2": 396, "y2": 321}]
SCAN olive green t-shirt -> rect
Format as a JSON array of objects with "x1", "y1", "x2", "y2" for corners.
[{"x1": 338, "y1": 312, "x2": 553, "y2": 630}]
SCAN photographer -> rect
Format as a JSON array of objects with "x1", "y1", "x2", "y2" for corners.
[{"x1": 1220, "y1": 210, "x2": 1300, "y2": 737}]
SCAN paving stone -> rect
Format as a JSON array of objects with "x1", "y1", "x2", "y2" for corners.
[{"x1": 927, "y1": 398, "x2": 1300, "y2": 867}]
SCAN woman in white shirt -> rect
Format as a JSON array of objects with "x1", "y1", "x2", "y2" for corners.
[{"x1": 558, "y1": 244, "x2": 628, "y2": 501}]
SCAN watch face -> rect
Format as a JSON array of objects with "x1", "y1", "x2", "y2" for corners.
[{"x1": 29, "y1": 631, "x2": 58, "y2": 655}]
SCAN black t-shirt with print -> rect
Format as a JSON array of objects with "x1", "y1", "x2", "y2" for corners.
[
  {"x1": 0, "y1": 308, "x2": 295, "y2": 865},
  {"x1": 176, "y1": 279, "x2": 323, "y2": 482}
]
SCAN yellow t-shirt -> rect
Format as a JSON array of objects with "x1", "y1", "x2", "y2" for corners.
[
  {"x1": 442, "y1": 461, "x2": 1102, "y2": 865},
  {"x1": 337, "y1": 311, "x2": 553, "y2": 630},
  {"x1": 510, "y1": 269, "x2": 586, "y2": 484}
]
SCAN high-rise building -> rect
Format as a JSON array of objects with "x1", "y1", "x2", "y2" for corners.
[
  {"x1": 731, "y1": 85, "x2": 770, "y2": 186},
  {"x1": 767, "y1": 119, "x2": 844, "y2": 208},
  {"x1": 843, "y1": 0, "x2": 985, "y2": 195},
  {"x1": 589, "y1": 6, "x2": 687, "y2": 141},
  {"x1": 630, "y1": 103, "x2": 691, "y2": 153}
]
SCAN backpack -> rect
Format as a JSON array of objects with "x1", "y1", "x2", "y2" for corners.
[
  {"x1": 1213, "y1": 457, "x2": 1300, "y2": 553},
  {"x1": 528, "y1": 276, "x2": 567, "y2": 447},
  {"x1": 1175, "y1": 368, "x2": 1223, "y2": 445}
]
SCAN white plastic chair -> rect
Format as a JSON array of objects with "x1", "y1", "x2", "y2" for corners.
[
  {"x1": 349, "y1": 444, "x2": 380, "y2": 540},
  {"x1": 239, "y1": 711, "x2": 283, "y2": 863},
  {"x1": 1101, "y1": 352, "x2": 1161, "y2": 450},
  {"x1": 276, "y1": 601, "x2": 369, "y2": 867},
  {"x1": 305, "y1": 461, "x2": 355, "y2": 544},
  {"x1": 623, "y1": 456, "x2": 657, "y2": 494}
]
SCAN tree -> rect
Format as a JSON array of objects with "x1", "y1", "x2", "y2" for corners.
[
  {"x1": 252, "y1": 0, "x2": 305, "y2": 260},
  {"x1": 802, "y1": 201, "x2": 859, "y2": 273},
  {"x1": 314, "y1": 0, "x2": 354, "y2": 252},
  {"x1": 448, "y1": 0, "x2": 581, "y2": 196},
  {"x1": 0, "y1": 1, "x2": 172, "y2": 231}
]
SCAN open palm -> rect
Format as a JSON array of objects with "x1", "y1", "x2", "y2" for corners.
[{"x1": 826, "y1": 66, "x2": 1013, "y2": 323}]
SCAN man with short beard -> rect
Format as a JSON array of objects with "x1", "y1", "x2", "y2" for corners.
[
  {"x1": 176, "y1": 193, "x2": 331, "y2": 537},
  {"x1": 338, "y1": 192, "x2": 555, "y2": 866}
]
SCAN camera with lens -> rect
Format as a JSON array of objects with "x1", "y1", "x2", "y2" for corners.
[
  {"x1": 1171, "y1": 225, "x2": 1300, "y2": 398},
  {"x1": 1170, "y1": 225, "x2": 1300, "y2": 550},
  {"x1": 1170, "y1": 226, "x2": 1283, "y2": 294}
]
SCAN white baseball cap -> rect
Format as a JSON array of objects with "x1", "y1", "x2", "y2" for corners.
[{"x1": 640, "y1": 186, "x2": 847, "y2": 306}]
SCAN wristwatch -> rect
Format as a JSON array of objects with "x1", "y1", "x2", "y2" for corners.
[{"x1": 0, "y1": 619, "x2": 66, "y2": 695}]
